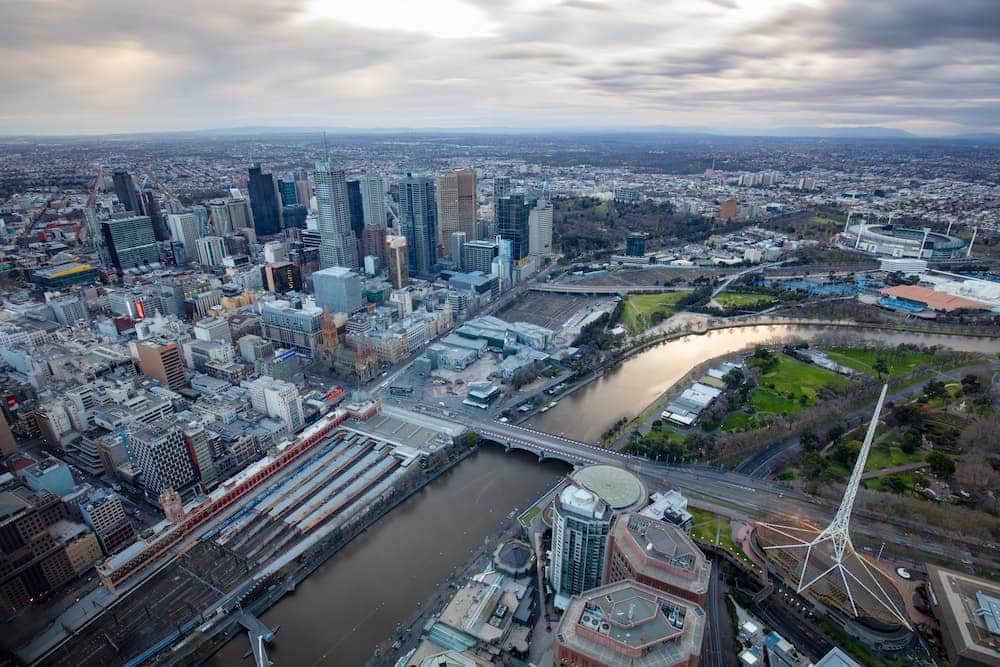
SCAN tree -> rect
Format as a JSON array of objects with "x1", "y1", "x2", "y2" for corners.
[
  {"x1": 874, "y1": 357, "x2": 890, "y2": 378},
  {"x1": 927, "y1": 451, "x2": 956, "y2": 478},
  {"x1": 826, "y1": 423, "x2": 846, "y2": 444},
  {"x1": 901, "y1": 428, "x2": 923, "y2": 455},
  {"x1": 881, "y1": 474, "x2": 908, "y2": 494},
  {"x1": 961, "y1": 374, "x2": 982, "y2": 394},
  {"x1": 723, "y1": 368, "x2": 744, "y2": 390},
  {"x1": 891, "y1": 403, "x2": 924, "y2": 428},
  {"x1": 924, "y1": 380, "x2": 948, "y2": 400},
  {"x1": 800, "y1": 429, "x2": 821, "y2": 452}
]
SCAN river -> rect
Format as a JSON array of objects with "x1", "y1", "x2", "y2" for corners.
[
  {"x1": 207, "y1": 447, "x2": 567, "y2": 666},
  {"x1": 527, "y1": 324, "x2": 1000, "y2": 442}
]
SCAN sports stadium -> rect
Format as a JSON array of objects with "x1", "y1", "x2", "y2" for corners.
[{"x1": 842, "y1": 224, "x2": 968, "y2": 259}]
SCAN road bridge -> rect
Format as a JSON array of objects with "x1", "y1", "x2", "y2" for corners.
[{"x1": 474, "y1": 421, "x2": 626, "y2": 467}]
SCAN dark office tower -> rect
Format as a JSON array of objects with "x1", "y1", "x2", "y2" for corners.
[
  {"x1": 112, "y1": 169, "x2": 143, "y2": 214},
  {"x1": 99, "y1": 215, "x2": 159, "y2": 272},
  {"x1": 141, "y1": 190, "x2": 169, "y2": 242},
  {"x1": 398, "y1": 174, "x2": 438, "y2": 276},
  {"x1": 493, "y1": 174, "x2": 511, "y2": 201},
  {"x1": 278, "y1": 179, "x2": 298, "y2": 206},
  {"x1": 282, "y1": 204, "x2": 307, "y2": 229},
  {"x1": 248, "y1": 163, "x2": 283, "y2": 236},
  {"x1": 346, "y1": 180, "x2": 365, "y2": 241},
  {"x1": 496, "y1": 194, "x2": 531, "y2": 261}
]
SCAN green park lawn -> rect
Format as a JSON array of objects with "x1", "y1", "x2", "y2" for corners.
[
  {"x1": 822, "y1": 348, "x2": 941, "y2": 377},
  {"x1": 689, "y1": 507, "x2": 739, "y2": 554},
  {"x1": 714, "y1": 292, "x2": 777, "y2": 309},
  {"x1": 864, "y1": 444, "x2": 925, "y2": 473},
  {"x1": 721, "y1": 410, "x2": 769, "y2": 432},
  {"x1": 759, "y1": 356, "x2": 847, "y2": 400},
  {"x1": 619, "y1": 292, "x2": 688, "y2": 334}
]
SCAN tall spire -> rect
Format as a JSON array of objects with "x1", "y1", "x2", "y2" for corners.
[{"x1": 759, "y1": 383, "x2": 910, "y2": 628}]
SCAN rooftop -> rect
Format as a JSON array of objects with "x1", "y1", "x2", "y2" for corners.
[
  {"x1": 614, "y1": 515, "x2": 710, "y2": 595},
  {"x1": 571, "y1": 465, "x2": 647, "y2": 511},
  {"x1": 926, "y1": 565, "x2": 1000, "y2": 663},
  {"x1": 557, "y1": 580, "x2": 704, "y2": 666}
]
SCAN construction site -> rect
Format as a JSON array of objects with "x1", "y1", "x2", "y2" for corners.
[{"x1": 34, "y1": 402, "x2": 465, "y2": 667}]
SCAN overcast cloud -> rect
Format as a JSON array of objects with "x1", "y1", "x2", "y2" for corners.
[{"x1": 0, "y1": 0, "x2": 996, "y2": 135}]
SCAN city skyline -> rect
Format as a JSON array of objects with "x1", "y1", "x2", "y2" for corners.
[{"x1": 1, "y1": 0, "x2": 997, "y2": 136}]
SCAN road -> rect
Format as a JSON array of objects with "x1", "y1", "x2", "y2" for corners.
[{"x1": 736, "y1": 361, "x2": 1000, "y2": 478}]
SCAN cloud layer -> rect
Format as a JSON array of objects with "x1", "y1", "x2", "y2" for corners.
[{"x1": 0, "y1": 0, "x2": 996, "y2": 135}]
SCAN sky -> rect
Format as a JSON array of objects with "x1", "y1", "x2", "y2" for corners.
[{"x1": 0, "y1": 0, "x2": 997, "y2": 135}]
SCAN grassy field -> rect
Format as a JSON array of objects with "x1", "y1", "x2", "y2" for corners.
[
  {"x1": 864, "y1": 444, "x2": 925, "y2": 472},
  {"x1": 721, "y1": 410, "x2": 769, "y2": 432},
  {"x1": 714, "y1": 292, "x2": 777, "y2": 308},
  {"x1": 619, "y1": 292, "x2": 689, "y2": 334},
  {"x1": 689, "y1": 507, "x2": 739, "y2": 554},
  {"x1": 823, "y1": 348, "x2": 941, "y2": 377},
  {"x1": 748, "y1": 388, "x2": 802, "y2": 415},
  {"x1": 760, "y1": 356, "x2": 847, "y2": 398}
]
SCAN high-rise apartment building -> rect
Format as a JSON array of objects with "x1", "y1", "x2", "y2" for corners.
[
  {"x1": 248, "y1": 163, "x2": 283, "y2": 236},
  {"x1": 496, "y1": 194, "x2": 532, "y2": 262},
  {"x1": 399, "y1": 174, "x2": 437, "y2": 275},
  {"x1": 227, "y1": 197, "x2": 253, "y2": 230},
  {"x1": 462, "y1": 239, "x2": 499, "y2": 274},
  {"x1": 386, "y1": 236, "x2": 409, "y2": 289},
  {"x1": 550, "y1": 485, "x2": 611, "y2": 605},
  {"x1": 194, "y1": 235, "x2": 227, "y2": 267},
  {"x1": 207, "y1": 199, "x2": 232, "y2": 235},
  {"x1": 135, "y1": 339, "x2": 188, "y2": 390},
  {"x1": 359, "y1": 174, "x2": 386, "y2": 228},
  {"x1": 112, "y1": 169, "x2": 143, "y2": 214},
  {"x1": 99, "y1": 215, "x2": 160, "y2": 272},
  {"x1": 528, "y1": 198, "x2": 553, "y2": 257},
  {"x1": 314, "y1": 161, "x2": 359, "y2": 270},
  {"x1": 242, "y1": 376, "x2": 305, "y2": 433},
  {"x1": 312, "y1": 267, "x2": 363, "y2": 315},
  {"x1": 126, "y1": 419, "x2": 197, "y2": 497}
]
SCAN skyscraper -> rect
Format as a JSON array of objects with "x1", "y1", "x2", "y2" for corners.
[
  {"x1": 451, "y1": 231, "x2": 466, "y2": 268},
  {"x1": 528, "y1": 198, "x2": 553, "y2": 257},
  {"x1": 346, "y1": 179, "x2": 365, "y2": 239},
  {"x1": 194, "y1": 236, "x2": 227, "y2": 267},
  {"x1": 361, "y1": 224, "x2": 387, "y2": 267},
  {"x1": 399, "y1": 174, "x2": 437, "y2": 275},
  {"x1": 436, "y1": 171, "x2": 460, "y2": 254},
  {"x1": 278, "y1": 179, "x2": 298, "y2": 206},
  {"x1": 386, "y1": 236, "x2": 409, "y2": 289},
  {"x1": 496, "y1": 194, "x2": 531, "y2": 262},
  {"x1": 314, "y1": 160, "x2": 359, "y2": 270},
  {"x1": 456, "y1": 168, "x2": 477, "y2": 240},
  {"x1": 359, "y1": 174, "x2": 386, "y2": 228},
  {"x1": 166, "y1": 213, "x2": 200, "y2": 256},
  {"x1": 248, "y1": 163, "x2": 283, "y2": 236},
  {"x1": 493, "y1": 174, "x2": 511, "y2": 201},
  {"x1": 99, "y1": 215, "x2": 160, "y2": 272},
  {"x1": 550, "y1": 485, "x2": 611, "y2": 604},
  {"x1": 141, "y1": 190, "x2": 169, "y2": 242},
  {"x1": 293, "y1": 168, "x2": 312, "y2": 210},
  {"x1": 112, "y1": 169, "x2": 143, "y2": 214}
]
